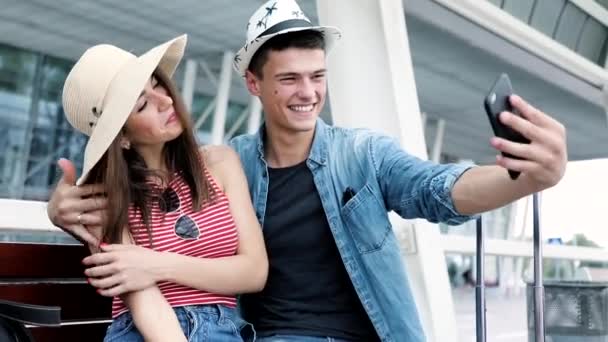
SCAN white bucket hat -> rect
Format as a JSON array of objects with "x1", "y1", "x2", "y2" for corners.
[
  {"x1": 233, "y1": 0, "x2": 341, "y2": 76},
  {"x1": 62, "y1": 35, "x2": 187, "y2": 186}
]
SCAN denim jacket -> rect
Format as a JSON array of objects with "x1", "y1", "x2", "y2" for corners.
[{"x1": 230, "y1": 119, "x2": 474, "y2": 341}]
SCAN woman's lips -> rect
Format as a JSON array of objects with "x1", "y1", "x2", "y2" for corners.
[{"x1": 166, "y1": 112, "x2": 177, "y2": 124}]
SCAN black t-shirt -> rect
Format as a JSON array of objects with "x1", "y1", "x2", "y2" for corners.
[{"x1": 240, "y1": 161, "x2": 378, "y2": 341}]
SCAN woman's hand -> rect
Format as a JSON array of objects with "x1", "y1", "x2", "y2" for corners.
[{"x1": 83, "y1": 244, "x2": 165, "y2": 296}]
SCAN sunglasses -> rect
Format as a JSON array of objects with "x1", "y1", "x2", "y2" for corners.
[{"x1": 159, "y1": 187, "x2": 200, "y2": 240}]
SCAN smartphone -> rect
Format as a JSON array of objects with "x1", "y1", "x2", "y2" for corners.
[{"x1": 484, "y1": 73, "x2": 530, "y2": 180}]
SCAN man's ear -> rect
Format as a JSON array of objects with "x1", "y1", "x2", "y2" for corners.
[{"x1": 245, "y1": 70, "x2": 262, "y2": 97}]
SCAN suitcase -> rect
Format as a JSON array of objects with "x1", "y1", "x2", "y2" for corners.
[{"x1": 476, "y1": 192, "x2": 545, "y2": 341}]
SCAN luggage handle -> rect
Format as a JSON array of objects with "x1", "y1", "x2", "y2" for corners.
[
  {"x1": 476, "y1": 192, "x2": 545, "y2": 341},
  {"x1": 532, "y1": 192, "x2": 545, "y2": 341}
]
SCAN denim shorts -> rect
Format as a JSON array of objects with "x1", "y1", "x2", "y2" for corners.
[{"x1": 103, "y1": 304, "x2": 256, "y2": 342}]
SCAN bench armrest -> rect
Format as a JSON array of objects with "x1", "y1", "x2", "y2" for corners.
[{"x1": 0, "y1": 299, "x2": 60, "y2": 327}]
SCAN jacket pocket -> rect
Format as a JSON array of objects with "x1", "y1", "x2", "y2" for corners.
[{"x1": 341, "y1": 183, "x2": 391, "y2": 254}]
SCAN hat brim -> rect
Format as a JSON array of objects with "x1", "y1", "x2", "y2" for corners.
[
  {"x1": 234, "y1": 26, "x2": 341, "y2": 77},
  {"x1": 76, "y1": 35, "x2": 187, "y2": 185}
]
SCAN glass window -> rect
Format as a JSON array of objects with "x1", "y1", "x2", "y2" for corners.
[
  {"x1": 192, "y1": 92, "x2": 214, "y2": 133},
  {"x1": 23, "y1": 55, "x2": 85, "y2": 200},
  {"x1": 0, "y1": 44, "x2": 38, "y2": 199},
  {"x1": 191, "y1": 92, "x2": 249, "y2": 142},
  {"x1": 0, "y1": 44, "x2": 84, "y2": 201},
  {"x1": 224, "y1": 102, "x2": 247, "y2": 138}
]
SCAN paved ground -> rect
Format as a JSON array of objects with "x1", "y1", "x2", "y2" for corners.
[{"x1": 452, "y1": 287, "x2": 529, "y2": 342}]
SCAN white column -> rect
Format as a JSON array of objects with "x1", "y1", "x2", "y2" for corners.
[
  {"x1": 181, "y1": 59, "x2": 197, "y2": 112},
  {"x1": 211, "y1": 51, "x2": 234, "y2": 144},
  {"x1": 247, "y1": 96, "x2": 263, "y2": 134},
  {"x1": 317, "y1": 1, "x2": 458, "y2": 341}
]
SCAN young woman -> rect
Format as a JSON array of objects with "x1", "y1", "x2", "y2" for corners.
[{"x1": 61, "y1": 35, "x2": 266, "y2": 341}]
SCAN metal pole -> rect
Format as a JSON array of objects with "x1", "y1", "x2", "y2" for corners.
[
  {"x1": 210, "y1": 51, "x2": 234, "y2": 144},
  {"x1": 533, "y1": 192, "x2": 545, "y2": 341},
  {"x1": 181, "y1": 59, "x2": 198, "y2": 112},
  {"x1": 475, "y1": 216, "x2": 486, "y2": 342},
  {"x1": 246, "y1": 96, "x2": 263, "y2": 134},
  {"x1": 421, "y1": 112, "x2": 427, "y2": 133},
  {"x1": 431, "y1": 118, "x2": 446, "y2": 163}
]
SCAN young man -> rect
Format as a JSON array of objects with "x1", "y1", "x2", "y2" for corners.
[{"x1": 47, "y1": 1, "x2": 567, "y2": 341}]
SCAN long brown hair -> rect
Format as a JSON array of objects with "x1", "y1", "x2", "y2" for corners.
[{"x1": 84, "y1": 69, "x2": 213, "y2": 245}]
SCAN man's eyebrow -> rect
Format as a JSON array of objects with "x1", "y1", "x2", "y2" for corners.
[
  {"x1": 274, "y1": 69, "x2": 326, "y2": 78},
  {"x1": 274, "y1": 72, "x2": 299, "y2": 78}
]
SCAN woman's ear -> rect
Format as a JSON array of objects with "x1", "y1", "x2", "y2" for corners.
[{"x1": 120, "y1": 136, "x2": 131, "y2": 150}]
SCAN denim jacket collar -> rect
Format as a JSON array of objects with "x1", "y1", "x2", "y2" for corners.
[{"x1": 254, "y1": 118, "x2": 329, "y2": 167}]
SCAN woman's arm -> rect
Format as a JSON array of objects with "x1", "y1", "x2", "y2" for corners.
[
  {"x1": 121, "y1": 287, "x2": 185, "y2": 342},
  {"x1": 104, "y1": 231, "x2": 186, "y2": 342}
]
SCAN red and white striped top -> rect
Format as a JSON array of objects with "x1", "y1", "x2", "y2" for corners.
[{"x1": 111, "y1": 169, "x2": 239, "y2": 318}]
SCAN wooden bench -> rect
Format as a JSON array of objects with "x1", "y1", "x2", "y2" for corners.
[
  {"x1": 0, "y1": 199, "x2": 112, "y2": 341},
  {"x1": 0, "y1": 240, "x2": 112, "y2": 341}
]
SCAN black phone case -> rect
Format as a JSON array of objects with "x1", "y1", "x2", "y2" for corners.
[{"x1": 483, "y1": 74, "x2": 530, "y2": 180}]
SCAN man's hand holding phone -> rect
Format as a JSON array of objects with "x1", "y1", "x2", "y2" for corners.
[{"x1": 484, "y1": 74, "x2": 567, "y2": 190}]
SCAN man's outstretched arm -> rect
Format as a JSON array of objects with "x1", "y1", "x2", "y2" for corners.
[{"x1": 375, "y1": 95, "x2": 566, "y2": 223}]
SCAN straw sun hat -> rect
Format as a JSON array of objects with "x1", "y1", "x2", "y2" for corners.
[{"x1": 62, "y1": 35, "x2": 187, "y2": 185}]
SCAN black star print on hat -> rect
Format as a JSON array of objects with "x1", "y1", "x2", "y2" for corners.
[
  {"x1": 266, "y1": 2, "x2": 278, "y2": 16},
  {"x1": 256, "y1": 2, "x2": 278, "y2": 30}
]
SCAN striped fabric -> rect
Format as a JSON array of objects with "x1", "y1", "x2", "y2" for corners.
[{"x1": 111, "y1": 169, "x2": 239, "y2": 318}]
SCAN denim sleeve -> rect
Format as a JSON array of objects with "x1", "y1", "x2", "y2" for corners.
[
  {"x1": 369, "y1": 134, "x2": 476, "y2": 225},
  {"x1": 227, "y1": 135, "x2": 249, "y2": 160},
  {"x1": 227, "y1": 137, "x2": 239, "y2": 150}
]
